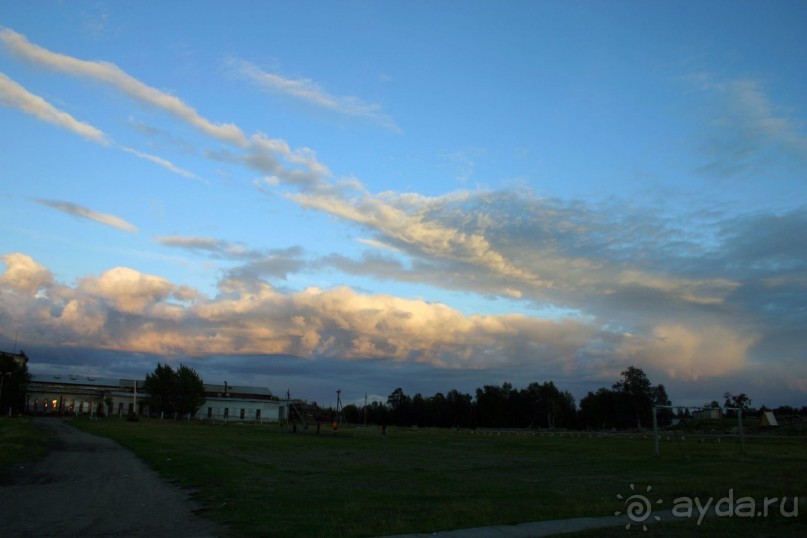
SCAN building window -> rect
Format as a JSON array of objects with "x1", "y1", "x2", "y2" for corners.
[
  {"x1": 240, "y1": 408, "x2": 245, "y2": 419},
  {"x1": 207, "y1": 407, "x2": 212, "y2": 418}
]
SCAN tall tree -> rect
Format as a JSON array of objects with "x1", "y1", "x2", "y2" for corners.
[
  {"x1": 175, "y1": 364, "x2": 206, "y2": 416},
  {"x1": 144, "y1": 363, "x2": 178, "y2": 416},
  {"x1": 144, "y1": 363, "x2": 205, "y2": 418},
  {"x1": 387, "y1": 387, "x2": 412, "y2": 426},
  {"x1": 0, "y1": 351, "x2": 30, "y2": 414},
  {"x1": 580, "y1": 366, "x2": 670, "y2": 430},
  {"x1": 613, "y1": 366, "x2": 654, "y2": 428},
  {"x1": 723, "y1": 392, "x2": 752, "y2": 410},
  {"x1": 653, "y1": 384, "x2": 673, "y2": 426}
]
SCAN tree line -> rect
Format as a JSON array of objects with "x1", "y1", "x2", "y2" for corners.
[{"x1": 341, "y1": 366, "x2": 675, "y2": 430}]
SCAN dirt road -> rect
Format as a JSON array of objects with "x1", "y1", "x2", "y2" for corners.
[{"x1": 0, "y1": 418, "x2": 225, "y2": 537}]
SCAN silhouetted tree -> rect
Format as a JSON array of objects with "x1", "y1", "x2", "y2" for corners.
[
  {"x1": 613, "y1": 366, "x2": 654, "y2": 428},
  {"x1": 387, "y1": 387, "x2": 412, "y2": 426},
  {"x1": 653, "y1": 384, "x2": 673, "y2": 426},
  {"x1": 446, "y1": 389, "x2": 473, "y2": 428},
  {"x1": 175, "y1": 364, "x2": 205, "y2": 416},
  {"x1": 144, "y1": 363, "x2": 205, "y2": 418},
  {"x1": 0, "y1": 351, "x2": 30, "y2": 414},
  {"x1": 722, "y1": 392, "x2": 752, "y2": 418},
  {"x1": 579, "y1": 366, "x2": 670, "y2": 430}
]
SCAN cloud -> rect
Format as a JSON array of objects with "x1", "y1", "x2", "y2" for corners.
[
  {"x1": 1, "y1": 28, "x2": 332, "y2": 191},
  {"x1": 120, "y1": 147, "x2": 201, "y2": 181},
  {"x1": 232, "y1": 58, "x2": 400, "y2": 132},
  {"x1": 211, "y1": 133, "x2": 332, "y2": 190},
  {"x1": 156, "y1": 236, "x2": 305, "y2": 280},
  {"x1": 157, "y1": 236, "x2": 256, "y2": 259},
  {"x1": 0, "y1": 72, "x2": 108, "y2": 143},
  {"x1": 688, "y1": 74, "x2": 807, "y2": 179},
  {"x1": 287, "y1": 187, "x2": 743, "y2": 316},
  {"x1": 2, "y1": 249, "x2": 804, "y2": 402},
  {"x1": 77, "y1": 266, "x2": 179, "y2": 314},
  {"x1": 34, "y1": 199, "x2": 138, "y2": 233},
  {"x1": 290, "y1": 189, "x2": 543, "y2": 294},
  {"x1": 0, "y1": 253, "x2": 53, "y2": 294},
  {"x1": 618, "y1": 324, "x2": 756, "y2": 381},
  {"x1": 0, "y1": 28, "x2": 248, "y2": 146},
  {"x1": 0, "y1": 252, "x2": 606, "y2": 367}
]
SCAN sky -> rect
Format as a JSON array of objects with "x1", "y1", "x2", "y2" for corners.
[{"x1": 1, "y1": 1, "x2": 806, "y2": 410}]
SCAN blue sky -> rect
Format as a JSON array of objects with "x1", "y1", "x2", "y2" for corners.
[{"x1": 1, "y1": 1, "x2": 806, "y2": 409}]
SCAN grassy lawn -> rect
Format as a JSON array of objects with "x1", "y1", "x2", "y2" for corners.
[
  {"x1": 71, "y1": 418, "x2": 807, "y2": 537},
  {"x1": 0, "y1": 416, "x2": 52, "y2": 470}
]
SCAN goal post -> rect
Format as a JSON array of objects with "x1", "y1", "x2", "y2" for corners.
[{"x1": 652, "y1": 405, "x2": 746, "y2": 457}]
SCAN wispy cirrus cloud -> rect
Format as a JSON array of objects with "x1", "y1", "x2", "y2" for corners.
[
  {"x1": 157, "y1": 235, "x2": 306, "y2": 281},
  {"x1": 0, "y1": 70, "x2": 199, "y2": 182},
  {"x1": 0, "y1": 27, "x2": 248, "y2": 147},
  {"x1": 687, "y1": 73, "x2": 807, "y2": 179},
  {"x1": 0, "y1": 72, "x2": 108, "y2": 144},
  {"x1": 232, "y1": 58, "x2": 401, "y2": 132},
  {"x1": 157, "y1": 235, "x2": 257, "y2": 259},
  {"x1": 120, "y1": 147, "x2": 202, "y2": 182},
  {"x1": 1, "y1": 28, "x2": 332, "y2": 190},
  {"x1": 34, "y1": 199, "x2": 138, "y2": 233}
]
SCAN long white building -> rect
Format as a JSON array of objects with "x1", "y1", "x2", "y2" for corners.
[{"x1": 26, "y1": 374, "x2": 286, "y2": 423}]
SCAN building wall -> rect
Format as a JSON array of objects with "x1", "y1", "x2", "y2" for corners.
[
  {"x1": 26, "y1": 376, "x2": 281, "y2": 422},
  {"x1": 195, "y1": 397, "x2": 283, "y2": 423},
  {"x1": 26, "y1": 388, "x2": 147, "y2": 417}
]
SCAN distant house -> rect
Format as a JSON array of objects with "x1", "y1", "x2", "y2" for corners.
[
  {"x1": 693, "y1": 407, "x2": 723, "y2": 420},
  {"x1": 26, "y1": 373, "x2": 285, "y2": 423}
]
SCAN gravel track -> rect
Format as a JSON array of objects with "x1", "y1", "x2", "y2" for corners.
[{"x1": 0, "y1": 418, "x2": 225, "y2": 537}]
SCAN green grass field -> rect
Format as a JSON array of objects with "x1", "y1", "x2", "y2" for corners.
[
  {"x1": 62, "y1": 418, "x2": 807, "y2": 537},
  {"x1": 5, "y1": 415, "x2": 804, "y2": 536},
  {"x1": 0, "y1": 417, "x2": 51, "y2": 470}
]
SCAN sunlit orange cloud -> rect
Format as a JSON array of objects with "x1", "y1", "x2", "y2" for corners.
[
  {"x1": 617, "y1": 324, "x2": 757, "y2": 381},
  {"x1": 1, "y1": 253, "x2": 609, "y2": 370},
  {"x1": 0, "y1": 251, "x2": 766, "y2": 393}
]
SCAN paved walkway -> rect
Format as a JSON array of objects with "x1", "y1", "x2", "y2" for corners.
[
  {"x1": 383, "y1": 514, "x2": 641, "y2": 537},
  {"x1": 383, "y1": 516, "x2": 622, "y2": 537},
  {"x1": 0, "y1": 418, "x2": 225, "y2": 537}
]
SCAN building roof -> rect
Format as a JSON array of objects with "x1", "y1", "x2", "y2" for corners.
[
  {"x1": 30, "y1": 373, "x2": 131, "y2": 388},
  {"x1": 204, "y1": 384, "x2": 274, "y2": 397},
  {"x1": 29, "y1": 373, "x2": 274, "y2": 399}
]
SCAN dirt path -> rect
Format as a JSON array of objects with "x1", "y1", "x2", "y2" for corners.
[{"x1": 0, "y1": 418, "x2": 225, "y2": 537}]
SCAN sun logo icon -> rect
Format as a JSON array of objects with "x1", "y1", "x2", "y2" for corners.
[{"x1": 615, "y1": 483, "x2": 663, "y2": 531}]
